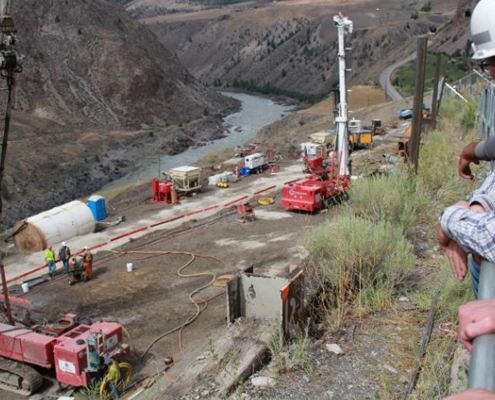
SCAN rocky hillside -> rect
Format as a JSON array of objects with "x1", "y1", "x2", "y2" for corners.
[
  {"x1": 135, "y1": 0, "x2": 455, "y2": 99},
  {"x1": 12, "y1": 0, "x2": 233, "y2": 129},
  {"x1": 0, "y1": 0, "x2": 238, "y2": 232},
  {"x1": 430, "y1": 0, "x2": 479, "y2": 56}
]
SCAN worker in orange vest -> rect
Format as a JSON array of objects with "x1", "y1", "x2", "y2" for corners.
[{"x1": 82, "y1": 246, "x2": 93, "y2": 281}]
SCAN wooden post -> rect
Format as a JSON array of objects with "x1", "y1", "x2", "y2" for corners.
[
  {"x1": 0, "y1": 251, "x2": 14, "y2": 325},
  {"x1": 408, "y1": 36, "x2": 428, "y2": 174},
  {"x1": 430, "y1": 54, "x2": 442, "y2": 130}
]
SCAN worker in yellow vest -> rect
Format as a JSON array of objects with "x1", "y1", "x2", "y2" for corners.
[
  {"x1": 106, "y1": 360, "x2": 121, "y2": 399},
  {"x1": 44, "y1": 245, "x2": 56, "y2": 279}
]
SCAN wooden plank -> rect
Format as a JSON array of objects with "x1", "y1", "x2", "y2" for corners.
[
  {"x1": 226, "y1": 276, "x2": 241, "y2": 324},
  {"x1": 282, "y1": 270, "x2": 305, "y2": 341},
  {"x1": 155, "y1": 319, "x2": 271, "y2": 399}
]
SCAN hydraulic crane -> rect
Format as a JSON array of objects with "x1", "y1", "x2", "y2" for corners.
[{"x1": 281, "y1": 13, "x2": 352, "y2": 211}]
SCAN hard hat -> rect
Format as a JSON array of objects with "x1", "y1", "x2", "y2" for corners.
[
  {"x1": 83, "y1": 246, "x2": 88, "y2": 250},
  {"x1": 62, "y1": 241, "x2": 66, "y2": 246},
  {"x1": 470, "y1": 0, "x2": 495, "y2": 60}
]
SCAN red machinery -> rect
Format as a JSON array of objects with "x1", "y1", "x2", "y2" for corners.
[
  {"x1": 0, "y1": 314, "x2": 130, "y2": 395},
  {"x1": 281, "y1": 151, "x2": 349, "y2": 212},
  {"x1": 151, "y1": 179, "x2": 178, "y2": 204}
]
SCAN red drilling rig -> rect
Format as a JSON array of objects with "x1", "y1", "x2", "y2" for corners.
[{"x1": 282, "y1": 13, "x2": 353, "y2": 212}]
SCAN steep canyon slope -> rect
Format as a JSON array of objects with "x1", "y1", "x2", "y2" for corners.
[
  {"x1": 130, "y1": 0, "x2": 456, "y2": 97},
  {"x1": 1, "y1": 0, "x2": 236, "y2": 231}
]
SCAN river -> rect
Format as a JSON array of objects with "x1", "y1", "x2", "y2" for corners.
[{"x1": 104, "y1": 92, "x2": 295, "y2": 189}]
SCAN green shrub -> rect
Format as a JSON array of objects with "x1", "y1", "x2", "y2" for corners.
[
  {"x1": 348, "y1": 172, "x2": 425, "y2": 232},
  {"x1": 307, "y1": 212, "x2": 415, "y2": 325},
  {"x1": 418, "y1": 128, "x2": 465, "y2": 208}
]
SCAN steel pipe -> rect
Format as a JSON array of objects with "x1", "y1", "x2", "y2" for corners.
[{"x1": 468, "y1": 261, "x2": 495, "y2": 392}]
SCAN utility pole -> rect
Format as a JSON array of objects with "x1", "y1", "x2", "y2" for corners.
[
  {"x1": 408, "y1": 36, "x2": 428, "y2": 174},
  {"x1": 0, "y1": 0, "x2": 22, "y2": 326},
  {"x1": 430, "y1": 54, "x2": 442, "y2": 130}
]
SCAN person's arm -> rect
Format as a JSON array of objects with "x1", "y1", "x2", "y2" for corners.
[
  {"x1": 439, "y1": 204, "x2": 495, "y2": 263},
  {"x1": 469, "y1": 170, "x2": 495, "y2": 212},
  {"x1": 444, "y1": 388, "x2": 495, "y2": 400},
  {"x1": 476, "y1": 136, "x2": 495, "y2": 161}
]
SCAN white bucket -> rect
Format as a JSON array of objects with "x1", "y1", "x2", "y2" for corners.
[
  {"x1": 126, "y1": 263, "x2": 133, "y2": 273},
  {"x1": 21, "y1": 283, "x2": 29, "y2": 293}
]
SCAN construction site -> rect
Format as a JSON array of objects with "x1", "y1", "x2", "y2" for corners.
[{"x1": 0, "y1": 0, "x2": 482, "y2": 399}]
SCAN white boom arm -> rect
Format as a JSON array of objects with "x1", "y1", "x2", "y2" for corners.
[{"x1": 333, "y1": 13, "x2": 353, "y2": 177}]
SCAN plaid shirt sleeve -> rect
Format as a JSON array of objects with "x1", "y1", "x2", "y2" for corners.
[
  {"x1": 440, "y1": 204, "x2": 495, "y2": 262},
  {"x1": 470, "y1": 170, "x2": 495, "y2": 212}
]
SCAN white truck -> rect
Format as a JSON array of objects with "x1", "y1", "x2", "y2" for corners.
[{"x1": 244, "y1": 153, "x2": 267, "y2": 174}]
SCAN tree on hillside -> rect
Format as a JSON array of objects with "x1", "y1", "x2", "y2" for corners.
[{"x1": 421, "y1": 2, "x2": 432, "y2": 12}]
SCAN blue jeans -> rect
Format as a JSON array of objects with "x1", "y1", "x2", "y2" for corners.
[
  {"x1": 62, "y1": 260, "x2": 69, "y2": 274},
  {"x1": 109, "y1": 382, "x2": 120, "y2": 399},
  {"x1": 469, "y1": 256, "x2": 481, "y2": 299},
  {"x1": 47, "y1": 261, "x2": 56, "y2": 277}
]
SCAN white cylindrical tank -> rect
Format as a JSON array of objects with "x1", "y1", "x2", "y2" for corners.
[{"x1": 14, "y1": 200, "x2": 95, "y2": 252}]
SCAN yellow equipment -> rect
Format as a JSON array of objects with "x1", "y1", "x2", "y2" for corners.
[
  {"x1": 349, "y1": 131, "x2": 373, "y2": 150},
  {"x1": 216, "y1": 182, "x2": 229, "y2": 188},
  {"x1": 397, "y1": 124, "x2": 412, "y2": 161},
  {"x1": 371, "y1": 119, "x2": 383, "y2": 135}
]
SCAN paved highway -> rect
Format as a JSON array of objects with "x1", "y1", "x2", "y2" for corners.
[{"x1": 379, "y1": 52, "x2": 416, "y2": 101}]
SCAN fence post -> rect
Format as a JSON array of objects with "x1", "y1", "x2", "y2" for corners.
[
  {"x1": 468, "y1": 261, "x2": 495, "y2": 392},
  {"x1": 430, "y1": 54, "x2": 442, "y2": 130},
  {"x1": 408, "y1": 36, "x2": 428, "y2": 174}
]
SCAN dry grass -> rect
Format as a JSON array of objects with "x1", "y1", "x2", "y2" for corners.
[{"x1": 300, "y1": 85, "x2": 388, "y2": 116}]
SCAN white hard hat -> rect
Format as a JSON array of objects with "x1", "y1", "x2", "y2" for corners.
[
  {"x1": 471, "y1": 0, "x2": 495, "y2": 60},
  {"x1": 84, "y1": 246, "x2": 88, "y2": 250},
  {"x1": 62, "y1": 241, "x2": 66, "y2": 246}
]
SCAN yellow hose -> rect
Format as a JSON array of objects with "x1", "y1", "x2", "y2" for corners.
[
  {"x1": 258, "y1": 196, "x2": 274, "y2": 205},
  {"x1": 102, "y1": 250, "x2": 230, "y2": 358}
]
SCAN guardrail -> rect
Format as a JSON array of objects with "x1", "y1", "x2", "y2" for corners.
[{"x1": 468, "y1": 261, "x2": 495, "y2": 392}]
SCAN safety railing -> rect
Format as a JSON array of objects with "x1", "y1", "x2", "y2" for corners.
[
  {"x1": 468, "y1": 261, "x2": 495, "y2": 392},
  {"x1": 440, "y1": 72, "x2": 495, "y2": 392}
]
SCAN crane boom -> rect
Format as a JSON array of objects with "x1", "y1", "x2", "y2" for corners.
[
  {"x1": 333, "y1": 13, "x2": 352, "y2": 177},
  {"x1": 0, "y1": 0, "x2": 9, "y2": 17}
]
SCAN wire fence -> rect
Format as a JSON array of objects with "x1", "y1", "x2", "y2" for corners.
[{"x1": 442, "y1": 71, "x2": 495, "y2": 139}]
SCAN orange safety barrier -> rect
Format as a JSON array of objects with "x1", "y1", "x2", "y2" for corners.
[
  {"x1": 223, "y1": 195, "x2": 249, "y2": 207},
  {"x1": 6, "y1": 264, "x2": 47, "y2": 285},
  {"x1": 110, "y1": 227, "x2": 148, "y2": 242},
  {"x1": 88, "y1": 242, "x2": 109, "y2": 251},
  {"x1": 0, "y1": 294, "x2": 31, "y2": 306},
  {"x1": 185, "y1": 205, "x2": 220, "y2": 217},
  {"x1": 150, "y1": 214, "x2": 185, "y2": 228},
  {"x1": 253, "y1": 185, "x2": 277, "y2": 196}
]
